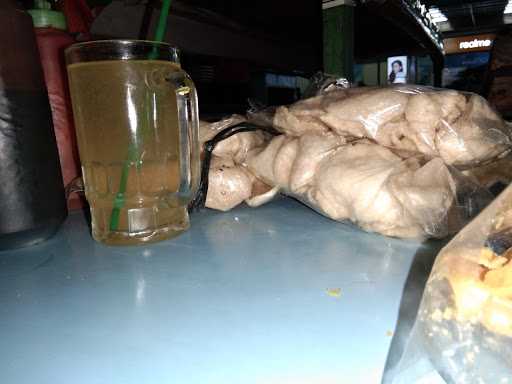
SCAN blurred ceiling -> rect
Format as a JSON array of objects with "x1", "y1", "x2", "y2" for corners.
[
  {"x1": 425, "y1": 0, "x2": 512, "y2": 36},
  {"x1": 183, "y1": 0, "x2": 321, "y2": 44},
  {"x1": 87, "y1": 0, "x2": 324, "y2": 74}
]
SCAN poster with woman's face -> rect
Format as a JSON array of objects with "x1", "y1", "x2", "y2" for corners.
[{"x1": 388, "y1": 56, "x2": 408, "y2": 84}]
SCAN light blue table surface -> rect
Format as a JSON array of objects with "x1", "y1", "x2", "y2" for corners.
[{"x1": 0, "y1": 198, "x2": 441, "y2": 384}]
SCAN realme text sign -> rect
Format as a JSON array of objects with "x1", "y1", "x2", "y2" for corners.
[
  {"x1": 444, "y1": 34, "x2": 495, "y2": 54},
  {"x1": 459, "y1": 39, "x2": 492, "y2": 49}
]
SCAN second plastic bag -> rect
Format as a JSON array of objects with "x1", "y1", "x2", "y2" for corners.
[{"x1": 389, "y1": 183, "x2": 512, "y2": 383}]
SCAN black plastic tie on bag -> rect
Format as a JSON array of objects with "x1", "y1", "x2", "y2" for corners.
[{"x1": 188, "y1": 122, "x2": 280, "y2": 212}]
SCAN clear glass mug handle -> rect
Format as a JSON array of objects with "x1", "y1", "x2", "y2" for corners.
[{"x1": 167, "y1": 70, "x2": 200, "y2": 204}]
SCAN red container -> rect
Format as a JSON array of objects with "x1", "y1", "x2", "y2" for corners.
[{"x1": 33, "y1": 25, "x2": 82, "y2": 210}]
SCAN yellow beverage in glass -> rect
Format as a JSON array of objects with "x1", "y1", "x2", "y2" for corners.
[{"x1": 66, "y1": 42, "x2": 199, "y2": 245}]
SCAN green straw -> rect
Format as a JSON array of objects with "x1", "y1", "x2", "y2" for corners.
[
  {"x1": 109, "y1": 0, "x2": 173, "y2": 232},
  {"x1": 154, "y1": 0, "x2": 173, "y2": 43}
]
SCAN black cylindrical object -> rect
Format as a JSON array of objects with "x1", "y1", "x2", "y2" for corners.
[{"x1": 0, "y1": 0, "x2": 67, "y2": 250}]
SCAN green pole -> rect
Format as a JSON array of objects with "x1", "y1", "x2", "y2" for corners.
[{"x1": 323, "y1": 1, "x2": 354, "y2": 80}]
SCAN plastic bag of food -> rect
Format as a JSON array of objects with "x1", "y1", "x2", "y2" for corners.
[
  {"x1": 263, "y1": 85, "x2": 511, "y2": 168},
  {"x1": 195, "y1": 116, "x2": 492, "y2": 239},
  {"x1": 195, "y1": 85, "x2": 508, "y2": 239},
  {"x1": 388, "y1": 183, "x2": 512, "y2": 383}
]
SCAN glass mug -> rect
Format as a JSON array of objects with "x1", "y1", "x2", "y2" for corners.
[{"x1": 66, "y1": 40, "x2": 200, "y2": 245}]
